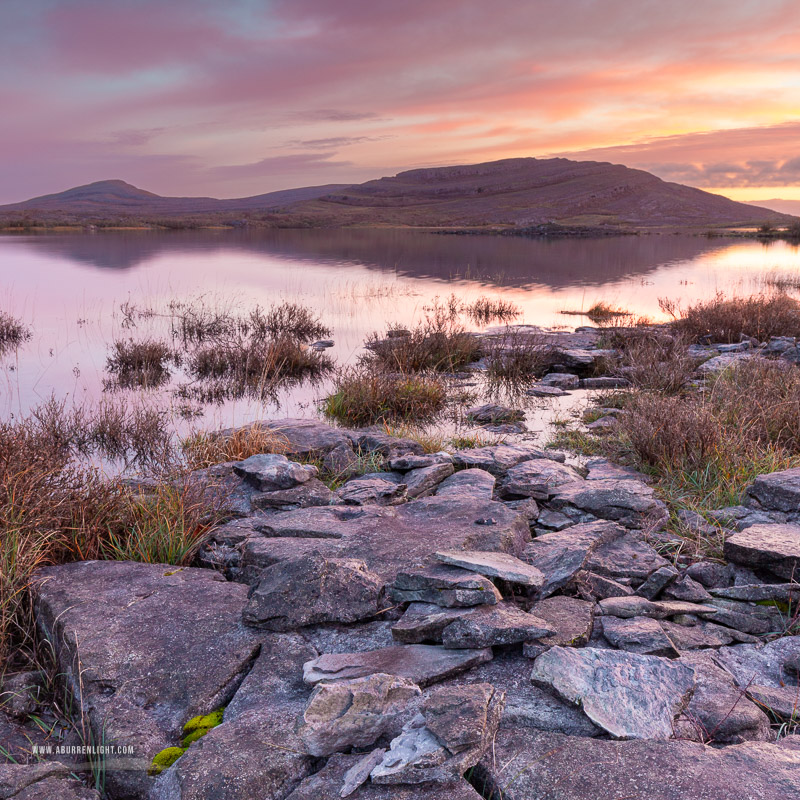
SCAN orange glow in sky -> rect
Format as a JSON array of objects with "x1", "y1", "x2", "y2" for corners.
[{"x1": 1, "y1": 0, "x2": 799, "y2": 204}]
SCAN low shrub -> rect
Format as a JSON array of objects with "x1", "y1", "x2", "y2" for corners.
[
  {"x1": 617, "y1": 330, "x2": 699, "y2": 394},
  {"x1": 484, "y1": 329, "x2": 554, "y2": 394},
  {"x1": 323, "y1": 369, "x2": 446, "y2": 427},
  {"x1": 106, "y1": 338, "x2": 173, "y2": 389},
  {"x1": 0, "y1": 312, "x2": 31, "y2": 354},
  {"x1": 662, "y1": 291, "x2": 800, "y2": 343}
]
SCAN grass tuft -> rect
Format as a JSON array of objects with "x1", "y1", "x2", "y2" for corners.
[{"x1": 0, "y1": 312, "x2": 32, "y2": 355}]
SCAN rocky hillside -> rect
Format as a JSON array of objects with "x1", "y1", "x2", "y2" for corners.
[{"x1": 1, "y1": 159, "x2": 793, "y2": 229}]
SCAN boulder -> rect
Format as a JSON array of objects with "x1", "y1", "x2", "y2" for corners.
[
  {"x1": 473, "y1": 728, "x2": 800, "y2": 800},
  {"x1": 538, "y1": 372, "x2": 580, "y2": 389},
  {"x1": 530, "y1": 646, "x2": 695, "y2": 739},
  {"x1": 251, "y1": 478, "x2": 337, "y2": 511},
  {"x1": 295, "y1": 674, "x2": 421, "y2": 757},
  {"x1": 584, "y1": 532, "x2": 670, "y2": 580},
  {"x1": 435, "y1": 469, "x2": 495, "y2": 499},
  {"x1": 243, "y1": 554, "x2": 383, "y2": 630},
  {"x1": 0, "y1": 762, "x2": 100, "y2": 800},
  {"x1": 500, "y1": 459, "x2": 584, "y2": 500},
  {"x1": 303, "y1": 645, "x2": 493, "y2": 688},
  {"x1": 336, "y1": 473, "x2": 408, "y2": 506},
  {"x1": 527, "y1": 384, "x2": 568, "y2": 397},
  {"x1": 550, "y1": 479, "x2": 669, "y2": 530},
  {"x1": 403, "y1": 462, "x2": 455, "y2": 499},
  {"x1": 34, "y1": 561, "x2": 261, "y2": 800},
  {"x1": 258, "y1": 418, "x2": 354, "y2": 457},
  {"x1": 465, "y1": 403, "x2": 524, "y2": 424},
  {"x1": 635, "y1": 565, "x2": 679, "y2": 599},
  {"x1": 392, "y1": 603, "x2": 474, "y2": 644},
  {"x1": 523, "y1": 596, "x2": 595, "y2": 656},
  {"x1": 232, "y1": 453, "x2": 317, "y2": 491},
  {"x1": 724, "y1": 524, "x2": 800, "y2": 579}
]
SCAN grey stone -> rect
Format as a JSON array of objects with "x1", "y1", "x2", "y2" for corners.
[
  {"x1": 585, "y1": 415, "x2": 619, "y2": 432},
  {"x1": 392, "y1": 603, "x2": 473, "y2": 644},
  {"x1": 533, "y1": 508, "x2": 574, "y2": 530},
  {"x1": 435, "y1": 469, "x2": 495, "y2": 499},
  {"x1": 525, "y1": 596, "x2": 595, "y2": 656},
  {"x1": 404, "y1": 463, "x2": 454, "y2": 499},
  {"x1": 601, "y1": 616, "x2": 677, "y2": 657},
  {"x1": 348, "y1": 430, "x2": 424, "y2": 458},
  {"x1": 434, "y1": 549, "x2": 544, "y2": 587},
  {"x1": 585, "y1": 531, "x2": 670, "y2": 580},
  {"x1": 303, "y1": 645, "x2": 493, "y2": 688},
  {"x1": 500, "y1": 459, "x2": 584, "y2": 500},
  {"x1": 34, "y1": 561, "x2": 261, "y2": 800},
  {"x1": 580, "y1": 376, "x2": 631, "y2": 389},
  {"x1": 0, "y1": 763, "x2": 100, "y2": 800},
  {"x1": 577, "y1": 571, "x2": 634, "y2": 599},
  {"x1": 151, "y1": 632, "x2": 317, "y2": 800},
  {"x1": 340, "y1": 749, "x2": 386, "y2": 797},
  {"x1": 285, "y1": 753, "x2": 483, "y2": 800},
  {"x1": 451, "y1": 444, "x2": 564, "y2": 477},
  {"x1": 252, "y1": 477, "x2": 337, "y2": 511},
  {"x1": 697, "y1": 352, "x2": 754, "y2": 374},
  {"x1": 474, "y1": 728, "x2": 800, "y2": 800},
  {"x1": 550, "y1": 479, "x2": 669, "y2": 530},
  {"x1": 527, "y1": 384, "x2": 568, "y2": 397},
  {"x1": 539, "y1": 372, "x2": 580, "y2": 389},
  {"x1": 390, "y1": 565, "x2": 502, "y2": 607},
  {"x1": 255, "y1": 418, "x2": 355, "y2": 457},
  {"x1": 704, "y1": 597, "x2": 783, "y2": 635},
  {"x1": 233, "y1": 452, "x2": 317, "y2": 491},
  {"x1": 466, "y1": 403, "x2": 525, "y2": 424},
  {"x1": 711, "y1": 583, "x2": 800, "y2": 601},
  {"x1": 523, "y1": 520, "x2": 625, "y2": 597},
  {"x1": 714, "y1": 636, "x2": 800, "y2": 719},
  {"x1": 243, "y1": 554, "x2": 383, "y2": 630},
  {"x1": 300, "y1": 621, "x2": 397, "y2": 656},
  {"x1": 387, "y1": 453, "x2": 447, "y2": 471},
  {"x1": 321, "y1": 442, "x2": 362, "y2": 478},
  {"x1": 662, "y1": 574, "x2": 713, "y2": 602},
  {"x1": 530, "y1": 646, "x2": 695, "y2": 739},
  {"x1": 0, "y1": 673, "x2": 45, "y2": 719},
  {"x1": 370, "y1": 684, "x2": 504, "y2": 785},
  {"x1": 686, "y1": 560, "x2": 731, "y2": 588},
  {"x1": 440, "y1": 603, "x2": 554, "y2": 648},
  {"x1": 724, "y1": 523, "x2": 800, "y2": 579},
  {"x1": 295, "y1": 674, "x2": 421, "y2": 757},
  {"x1": 635, "y1": 565, "x2": 679, "y2": 599},
  {"x1": 336, "y1": 473, "x2": 408, "y2": 506},
  {"x1": 675, "y1": 651, "x2": 771, "y2": 744},
  {"x1": 660, "y1": 619, "x2": 738, "y2": 650},
  {"x1": 747, "y1": 467, "x2": 800, "y2": 512}
]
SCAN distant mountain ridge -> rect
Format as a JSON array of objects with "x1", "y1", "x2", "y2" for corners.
[
  {"x1": 744, "y1": 198, "x2": 800, "y2": 216},
  {"x1": 0, "y1": 158, "x2": 794, "y2": 229}
]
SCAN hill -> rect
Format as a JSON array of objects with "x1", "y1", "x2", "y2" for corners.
[
  {"x1": 0, "y1": 158, "x2": 793, "y2": 230},
  {"x1": 744, "y1": 198, "x2": 800, "y2": 216}
]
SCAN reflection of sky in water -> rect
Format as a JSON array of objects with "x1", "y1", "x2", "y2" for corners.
[{"x1": 1, "y1": 231, "x2": 799, "y2": 429}]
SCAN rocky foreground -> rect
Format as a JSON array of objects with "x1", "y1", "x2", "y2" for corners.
[{"x1": 2, "y1": 415, "x2": 800, "y2": 799}]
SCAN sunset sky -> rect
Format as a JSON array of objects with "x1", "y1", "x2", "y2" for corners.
[{"x1": 2, "y1": 0, "x2": 800, "y2": 204}]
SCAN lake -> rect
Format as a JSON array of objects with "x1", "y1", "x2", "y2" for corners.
[{"x1": 2, "y1": 228, "x2": 799, "y2": 437}]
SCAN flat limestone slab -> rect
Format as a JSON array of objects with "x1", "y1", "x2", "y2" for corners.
[
  {"x1": 474, "y1": 728, "x2": 800, "y2": 800},
  {"x1": 723, "y1": 524, "x2": 800, "y2": 579},
  {"x1": 434, "y1": 550, "x2": 544, "y2": 587},
  {"x1": 530, "y1": 646, "x2": 694, "y2": 739},
  {"x1": 303, "y1": 645, "x2": 492, "y2": 688}
]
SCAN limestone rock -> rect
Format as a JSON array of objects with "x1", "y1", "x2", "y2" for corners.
[
  {"x1": 336, "y1": 473, "x2": 408, "y2": 506},
  {"x1": 434, "y1": 549, "x2": 544, "y2": 587},
  {"x1": 0, "y1": 762, "x2": 100, "y2": 800},
  {"x1": 584, "y1": 531, "x2": 670, "y2": 580},
  {"x1": 441, "y1": 603, "x2": 554, "y2": 648},
  {"x1": 550, "y1": 479, "x2": 668, "y2": 530},
  {"x1": 404, "y1": 463, "x2": 454, "y2": 499},
  {"x1": 303, "y1": 645, "x2": 492, "y2": 688},
  {"x1": 746, "y1": 466, "x2": 800, "y2": 511},
  {"x1": 390, "y1": 565, "x2": 502, "y2": 607},
  {"x1": 530, "y1": 646, "x2": 695, "y2": 739},
  {"x1": 524, "y1": 596, "x2": 595, "y2": 655},
  {"x1": 601, "y1": 616, "x2": 677, "y2": 657},
  {"x1": 435, "y1": 469, "x2": 495, "y2": 499},
  {"x1": 466, "y1": 403, "x2": 524, "y2": 424},
  {"x1": 474, "y1": 728, "x2": 800, "y2": 800},
  {"x1": 243, "y1": 554, "x2": 383, "y2": 630},
  {"x1": 295, "y1": 674, "x2": 421, "y2": 757},
  {"x1": 452, "y1": 444, "x2": 564, "y2": 477},
  {"x1": 392, "y1": 603, "x2": 473, "y2": 644},
  {"x1": 724, "y1": 524, "x2": 800, "y2": 579},
  {"x1": 233, "y1": 453, "x2": 317, "y2": 491},
  {"x1": 500, "y1": 459, "x2": 584, "y2": 500}
]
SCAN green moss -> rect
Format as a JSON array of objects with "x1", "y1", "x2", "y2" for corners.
[
  {"x1": 148, "y1": 747, "x2": 186, "y2": 776},
  {"x1": 755, "y1": 599, "x2": 791, "y2": 614},
  {"x1": 183, "y1": 709, "x2": 224, "y2": 734}
]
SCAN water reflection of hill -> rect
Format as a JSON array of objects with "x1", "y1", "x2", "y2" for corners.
[{"x1": 18, "y1": 229, "x2": 736, "y2": 289}]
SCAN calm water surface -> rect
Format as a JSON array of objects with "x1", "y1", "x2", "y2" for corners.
[{"x1": 1, "y1": 229, "x2": 799, "y2": 432}]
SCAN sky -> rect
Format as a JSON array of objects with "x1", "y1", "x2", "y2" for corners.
[{"x1": 1, "y1": 0, "x2": 799, "y2": 204}]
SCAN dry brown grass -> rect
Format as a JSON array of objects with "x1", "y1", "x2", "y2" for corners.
[
  {"x1": 463, "y1": 297, "x2": 521, "y2": 325},
  {"x1": 105, "y1": 338, "x2": 174, "y2": 389},
  {"x1": 662, "y1": 291, "x2": 800, "y2": 343},
  {"x1": 182, "y1": 425, "x2": 290, "y2": 471},
  {"x1": 615, "y1": 329, "x2": 700, "y2": 394},
  {"x1": 323, "y1": 368, "x2": 447, "y2": 427},
  {"x1": 484, "y1": 328, "x2": 554, "y2": 394}
]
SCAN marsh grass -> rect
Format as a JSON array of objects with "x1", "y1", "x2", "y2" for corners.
[
  {"x1": 662, "y1": 291, "x2": 800, "y2": 342},
  {"x1": 323, "y1": 368, "x2": 446, "y2": 427},
  {"x1": 616, "y1": 329, "x2": 699, "y2": 394},
  {"x1": 106, "y1": 338, "x2": 174, "y2": 389},
  {"x1": 0, "y1": 312, "x2": 32, "y2": 355},
  {"x1": 463, "y1": 297, "x2": 521, "y2": 325},
  {"x1": 182, "y1": 425, "x2": 290, "y2": 470},
  {"x1": 484, "y1": 328, "x2": 554, "y2": 395}
]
